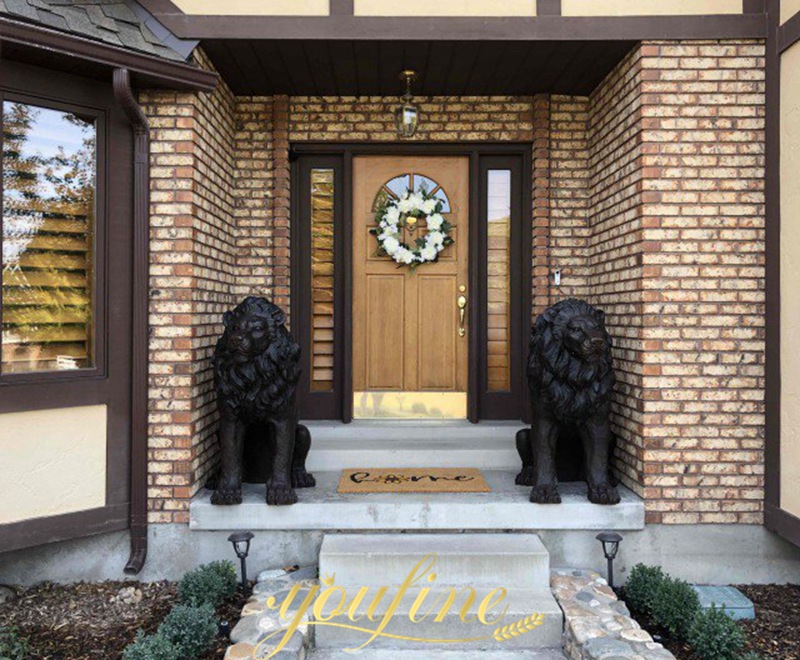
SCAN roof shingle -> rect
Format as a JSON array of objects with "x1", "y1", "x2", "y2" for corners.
[{"x1": 0, "y1": 0, "x2": 192, "y2": 62}]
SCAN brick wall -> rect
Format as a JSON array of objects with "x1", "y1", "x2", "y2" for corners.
[
  {"x1": 233, "y1": 97, "x2": 274, "y2": 300},
  {"x1": 143, "y1": 51, "x2": 237, "y2": 523},
  {"x1": 578, "y1": 40, "x2": 766, "y2": 522},
  {"x1": 587, "y1": 47, "x2": 646, "y2": 496},
  {"x1": 637, "y1": 40, "x2": 766, "y2": 524}
]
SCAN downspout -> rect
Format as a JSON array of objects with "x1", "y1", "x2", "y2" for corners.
[{"x1": 112, "y1": 67, "x2": 151, "y2": 575}]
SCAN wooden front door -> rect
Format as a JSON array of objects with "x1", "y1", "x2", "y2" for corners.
[{"x1": 352, "y1": 156, "x2": 470, "y2": 419}]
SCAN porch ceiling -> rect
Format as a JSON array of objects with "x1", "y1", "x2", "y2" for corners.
[{"x1": 202, "y1": 39, "x2": 636, "y2": 96}]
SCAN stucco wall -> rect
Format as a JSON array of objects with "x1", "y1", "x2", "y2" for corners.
[
  {"x1": 562, "y1": 0, "x2": 742, "y2": 17},
  {"x1": 0, "y1": 405, "x2": 107, "y2": 525},
  {"x1": 354, "y1": 0, "x2": 537, "y2": 16},
  {"x1": 780, "y1": 40, "x2": 800, "y2": 519},
  {"x1": 782, "y1": 0, "x2": 800, "y2": 24},
  {"x1": 171, "y1": 0, "x2": 327, "y2": 15}
]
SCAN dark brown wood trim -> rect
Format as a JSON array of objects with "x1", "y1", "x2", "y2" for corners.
[
  {"x1": 342, "y1": 151, "x2": 354, "y2": 423},
  {"x1": 765, "y1": 503, "x2": 800, "y2": 548},
  {"x1": 0, "y1": 504, "x2": 129, "y2": 555},
  {"x1": 468, "y1": 152, "x2": 480, "y2": 423},
  {"x1": 779, "y1": 9, "x2": 800, "y2": 52},
  {"x1": 292, "y1": 155, "x2": 345, "y2": 420},
  {"x1": 764, "y1": 0, "x2": 782, "y2": 516},
  {"x1": 764, "y1": 0, "x2": 780, "y2": 510},
  {"x1": 477, "y1": 155, "x2": 527, "y2": 420},
  {"x1": 330, "y1": 0, "x2": 355, "y2": 16},
  {"x1": 0, "y1": 16, "x2": 217, "y2": 91},
  {"x1": 112, "y1": 69, "x2": 151, "y2": 575},
  {"x1": 156, "y1": 14, "x2": 765, "y2": 41},
  {"x1": 743, "y1": 0, "x2": 766, "y2": 13},
  {"x1": 537, "y1": 0, "x2": 561, "y2": 16}
]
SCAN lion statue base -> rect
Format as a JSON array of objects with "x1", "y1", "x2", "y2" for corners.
[
  {"x1": 210, "y1": 296, "x2": 315, "y2": 507},
  {"x1": 516, "y1": 298, "x2": 620, "y2": 505}
]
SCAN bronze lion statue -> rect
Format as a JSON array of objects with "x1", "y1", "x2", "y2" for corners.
[
  {"x1": 516, "y1": 298, "x2": 620, "y2": 505},
  {"x1": 211, "y1": 297, "x2": 315, "y2": 506}
]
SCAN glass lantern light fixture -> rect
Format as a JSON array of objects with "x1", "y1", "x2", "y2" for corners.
[
  {"x1": 596, "y1": 531, "x2": 623, "y2": 588},
  {"x1": 395, "y1": 70, "x2": 419, "y2": 138},
  {"x1": 228, "y1": 530, "x2": 254, "y2": 591}
]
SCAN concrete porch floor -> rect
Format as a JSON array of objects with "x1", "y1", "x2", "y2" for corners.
[{"x1": 190, "y1": 471, "x2": 645, "y2": 532}]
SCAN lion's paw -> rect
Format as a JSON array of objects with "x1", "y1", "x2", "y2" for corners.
[
  {"x1": 529, "y1": 484, "x2": 561, "y2": 504},
  {"x1": 266, "y1": 480, "x2": 298, "y2": 506},
  {"x1": 515, "y1": 466, "x2": 535, "y2": 486},
  {"x1": 211, "y1": 485, "x2": 242, "y2": 505},
  {"x1": 292, "y1": 469, "x2": 316, "y2": 489},
  {"x1": 587, "y1": 483, "x2": 620, "y2": 505}
]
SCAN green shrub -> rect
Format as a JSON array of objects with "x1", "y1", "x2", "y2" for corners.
[
  {"x1": 650, "y1": 575, "x2": 700, "y2": 640},
  {"x1": 122, "y1": 631, "x2": 178, "y2": 660},
  {"x1": 739, "y1": 652, "x2": 762, "y2": 660},
  {"x1": 625, "y1": 563, "x2": 666, "y2": 617},
  {"x1": 688, "y1": 605, "x2": 746, "y2": 660},
  {"x1": 0, "y1": 626, "x2": 29, "y2": 660},
  {"x1": 159, "y1": 604, "x2": 217, "y2": 659},
  {"x1": 178, "y1": 560, "x2": 237, "y2": 607}
]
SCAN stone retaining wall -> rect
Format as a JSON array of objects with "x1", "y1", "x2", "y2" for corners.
[{"x1": 551, "y1": 568, "x2": 676, "y2": 660}]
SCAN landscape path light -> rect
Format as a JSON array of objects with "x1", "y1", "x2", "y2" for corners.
[
  {"x1": 228, "y1": 531, "x2": 254, "y2": 592},
  {"x1": 596, "y1": 531, "x2": 623, "y2": 588}
]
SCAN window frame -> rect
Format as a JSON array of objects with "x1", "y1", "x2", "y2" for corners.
[{"x1": 0, "y1": 90, "x2": 108, "y2": 385}]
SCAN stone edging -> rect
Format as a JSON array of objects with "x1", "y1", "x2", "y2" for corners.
[
  {"x1": 224, "y1": 565, "x2": 318, "y2": 659},
  {"x1": 551, "y1": 568, "x2": 676, "y2": 660}
]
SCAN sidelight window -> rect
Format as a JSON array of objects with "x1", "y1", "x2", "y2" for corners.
[{"x1": 486, "y1": 169, "x2": 511, "y2": 392}]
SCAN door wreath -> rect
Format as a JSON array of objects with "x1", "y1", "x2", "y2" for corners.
[{"x1": 371, "y1": 188, "x2": 454, "y2": 270}]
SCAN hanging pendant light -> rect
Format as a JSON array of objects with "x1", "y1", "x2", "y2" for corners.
[{"x1": 395, "y1": 70, "x2": 419, "y2": 138}]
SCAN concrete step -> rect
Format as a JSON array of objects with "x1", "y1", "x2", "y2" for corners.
[
  {"x1": 310, "y1": 649, "x2": 566, "y2": 659},
  {"x1": 313, "y1": 587, "x2": 563, "y2": 650},
  {"x1": 315, "y1": 533, "x2": 563, "y2": 651},
  {"x1": 320, "y1": 533, "x2": 551, "y2": 588},
  {"x1": 303, "y1": 421, "x2": 521, "y2": 471}
]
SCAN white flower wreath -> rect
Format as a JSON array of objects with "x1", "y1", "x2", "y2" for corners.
[{"x1": 371, "y1": 188, "x2": 454, "y2": 270}]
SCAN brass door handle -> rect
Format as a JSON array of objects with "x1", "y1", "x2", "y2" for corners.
[{"x1": 457, "y1": 295, "x2": 467, "y2": 337}]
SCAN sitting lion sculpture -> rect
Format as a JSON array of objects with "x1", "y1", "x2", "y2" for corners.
[
  {"x1": 516, "y1": 298, "x2": 620, "y2": 505},
  {"x1": 211, "y1": 296, "x2": 315, "y2": 506}
]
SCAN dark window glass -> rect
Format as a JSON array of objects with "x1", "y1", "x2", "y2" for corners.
[{"x1": 2, "y1": 101, "x2": 96, "y2": 374}]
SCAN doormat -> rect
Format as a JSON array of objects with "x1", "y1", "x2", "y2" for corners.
[{"x1": 337, "y1": 468, "x2": 491, "y2": 494}]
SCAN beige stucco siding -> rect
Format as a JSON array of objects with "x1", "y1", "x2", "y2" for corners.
[
  {"x1": 781, "y1": 41, "x2": 800, "y2": 519},
  {"x1": 171, "y1": 0, "x2": 328, "y2": 15},
  {"x1": 354, "y1": 0, "x2": 536, "y2": 16},
  {"x1": 782, "y1": 0, "x2": 800, "y2": 24},
  {"x1": 562, "y1": 0, "x2": 741, "y2": 16},
  {"x1": 0, "y1": 405, "x2": 107, "y2": 525}
]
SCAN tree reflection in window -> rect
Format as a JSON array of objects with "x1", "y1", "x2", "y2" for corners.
[{"x1": 2, "y1": 101, "x2": 96, "y2": 374}]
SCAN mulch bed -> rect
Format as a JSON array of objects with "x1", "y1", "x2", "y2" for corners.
[
  {"x1": 620, "y1": 583, "x2": 800, "y2": 660},
  {"x1": 0, "y1": 580, "x2": 250, "y2": 659},
  {"x1": 737, "y1": 583, "x2": 800, "y2": 659}
]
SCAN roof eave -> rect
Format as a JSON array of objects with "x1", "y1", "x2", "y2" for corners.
[{"x1": 0, "y1": 15, "x2": 218, "y2": 92}]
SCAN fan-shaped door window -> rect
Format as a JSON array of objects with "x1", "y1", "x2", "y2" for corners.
[{"x1": 372, "y1": 173, "x2": 451, "y2": 213}]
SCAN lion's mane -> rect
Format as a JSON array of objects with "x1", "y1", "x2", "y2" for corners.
[
  {"x1": 212, "y1": 297, "x2": 301, "y2": 421},
  {"x1": 528, "y1": 298, "x2": 615, "y2": 422}
]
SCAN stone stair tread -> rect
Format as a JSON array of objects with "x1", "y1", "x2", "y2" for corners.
[{"x1": 309, "y1": 649, "x2": 567, "y2": 659}]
